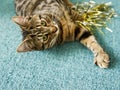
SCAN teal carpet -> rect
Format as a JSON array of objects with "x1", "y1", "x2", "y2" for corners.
[{"x1": 0, "y1": 0, "x2": 120, "y2": 90}]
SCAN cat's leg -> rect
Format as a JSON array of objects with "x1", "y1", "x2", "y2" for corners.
[{"x1": 79, "y1": 31, "x2": 110, "y2": 68}]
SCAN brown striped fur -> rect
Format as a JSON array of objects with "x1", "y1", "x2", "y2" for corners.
[{"x1": 12, "y1": 0, "x2": 110, "y2": 68}]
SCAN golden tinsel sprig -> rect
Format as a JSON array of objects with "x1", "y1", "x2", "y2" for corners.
[{"x1": 72, "y1": 1, "x2": 117, "y2": 34}]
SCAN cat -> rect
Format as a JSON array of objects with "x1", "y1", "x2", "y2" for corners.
[{"x1": 12, "y1": 0, "x2": 110, "y2": 68}]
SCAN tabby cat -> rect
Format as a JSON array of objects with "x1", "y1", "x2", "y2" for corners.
[{"x1": 12, "y1": 0, "x2": 110, "y2": 68}]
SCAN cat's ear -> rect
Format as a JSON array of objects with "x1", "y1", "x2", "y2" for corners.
[
  {"x1": 12, "y1": 16, "x2": 25, "y2": 26},
  {"x1": 17, "y1": 40, "x2": 33, "y2": 52}
]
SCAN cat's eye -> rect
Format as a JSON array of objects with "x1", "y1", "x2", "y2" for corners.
[
  {"x1": 43, "y1": 35, "x2": 48, "y2": 41},
  {"x1": 41, "y1": 21, "x2": 47, "y2": 26}
]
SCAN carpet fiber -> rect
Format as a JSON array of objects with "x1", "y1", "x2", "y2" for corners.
[{"x1": 0, "y1": 0, "x2": 120, "y2": 90}]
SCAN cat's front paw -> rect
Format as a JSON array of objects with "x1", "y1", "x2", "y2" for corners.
[{"x1": 94, "y1": 52, "x2": 110, "y2": 68}]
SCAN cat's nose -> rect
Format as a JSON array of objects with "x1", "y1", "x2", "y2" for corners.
[
  {"x1": 49, "y1": 27, "x2": 58, "y2": 33},
  {"x1": 51, "y1": 27, "x2": 57, "y2": 33}
]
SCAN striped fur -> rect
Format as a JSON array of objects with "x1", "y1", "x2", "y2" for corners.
[{"x1": 13, "y1": 0, "x2": 110, "y2": 68}]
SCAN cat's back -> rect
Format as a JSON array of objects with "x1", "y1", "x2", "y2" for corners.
[{"x1": 15, "y1": 0, "x2": 68, "y2": 16}]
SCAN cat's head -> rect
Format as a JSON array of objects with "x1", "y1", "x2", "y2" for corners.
[{"x1": 12, "y1": 15, "x2": 61, "y2": 52}]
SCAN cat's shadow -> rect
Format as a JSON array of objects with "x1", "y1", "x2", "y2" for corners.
[{"x1": 46, "y1": 41, "x2": 83, "y2": 57}]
